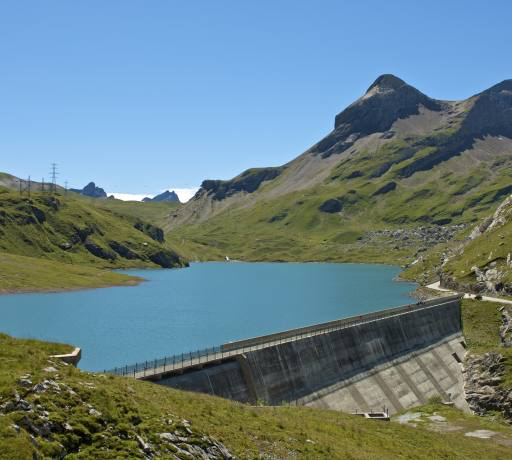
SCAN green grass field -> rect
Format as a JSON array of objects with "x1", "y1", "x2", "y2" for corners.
[
  {"x1": 0, "y1": 252, "x2": 142, "y2": 294},
  {"x1": 0, "y1": 188, "x2": 186, "y2": 292}
]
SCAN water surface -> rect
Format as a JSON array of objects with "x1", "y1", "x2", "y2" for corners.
[{"x1": 0, "y1": 262, "x2": 416, "y2": 371}]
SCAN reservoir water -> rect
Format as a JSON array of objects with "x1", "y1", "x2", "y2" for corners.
[{"x1": 0, "y1": 262, "x2": 416, "y2": 371}]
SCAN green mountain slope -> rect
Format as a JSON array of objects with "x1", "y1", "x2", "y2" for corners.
[
  {"x1": 0, "y1": 252, "x2": 142, "y2": 294},
  {"x1": 403, "y1": 192, "x2": 512, "y2": 295},
  {"x1": 167, "y1": 75, "x2": 512, "y2": 263},
  {"x1": 0, "y1": 186, "x2": 188, "y2": 292}
]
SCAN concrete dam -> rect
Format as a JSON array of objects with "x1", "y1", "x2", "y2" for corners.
[{"x1": 111, "y1": 295, "x2": 467, "y2": 415}]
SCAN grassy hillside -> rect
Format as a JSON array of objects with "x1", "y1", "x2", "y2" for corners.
[
  {"x1": 170, "y1": 155, "x2": 512, "y2": 263},
  {"x1": 167, "y1": 78, "x2": 512, "y2": 263},
  {"x1": 82, "y1": 196, "x2": 180, "y2": 228},
  {"x1": 0, "y1": 188, "x2": 186, "y2": 269},
  {"x1": 401, "y1": 193, "x2": 512, "y2": 295},
  {"x1": 0, "y1": 187, "x2": 187, "y2": 292},
  {"x1": 0, "y1": 252, "x2": 142, "y2": 294},
  {"x1": 2, "y1": 297, "x2": 512, "y2": 458}
]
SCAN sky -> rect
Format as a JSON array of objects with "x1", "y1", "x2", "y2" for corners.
[{"x1": 1, "y1": 1, "x2": 511, "y2": 201}]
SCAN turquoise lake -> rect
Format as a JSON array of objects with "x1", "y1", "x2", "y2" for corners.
[{"x1": 0, "y1": 262, "x2": 416, "y2": 371}]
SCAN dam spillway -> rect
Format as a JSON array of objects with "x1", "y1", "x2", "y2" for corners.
[{"x1": 110, "y1": 295, "x2": 467, "y2": 414}]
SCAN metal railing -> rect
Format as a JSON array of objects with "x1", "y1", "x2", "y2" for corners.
[{"x1": 105, "y1": 294, "x2": 462, "y2": 379}]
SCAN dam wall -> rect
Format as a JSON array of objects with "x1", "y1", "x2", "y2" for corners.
[{"x1": 139, "y1": 296, "x2": 467, "y2": 414}]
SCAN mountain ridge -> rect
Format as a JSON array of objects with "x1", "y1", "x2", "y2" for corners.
[{"x1": 166, "y1": 74, "x2": 512, "y2": 263}]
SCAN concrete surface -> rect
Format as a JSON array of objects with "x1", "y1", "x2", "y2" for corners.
[{"x1": 154, "y1": 296, "x2": 466, "y2": 415}]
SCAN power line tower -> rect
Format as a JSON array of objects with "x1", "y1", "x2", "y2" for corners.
[
  {"x1": 27, "y1": 176, "x2": 31, "y2": 198},
  {"x1": 64, "y1": 180, "x2": 68, "y2": 195},
  {"x1": 50, "y1": 163, "x2": 58, "y2": 193}
]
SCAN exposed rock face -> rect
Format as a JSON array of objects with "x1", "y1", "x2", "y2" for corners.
[
  {"x1": 439, "y1": 193, "x2": 512, "y2": 295},
  {"x1": 373, "y1": 181, "x2": 397, "y2": 196},
  {"x1": 0, "y1": 367, "x2": 234, "y2": 459},
  {"x1": 71, "y1": 182, "x2": 107, "y2": 198},
  {"x1": 499, "y1": 307, "x2": 512, "y2": 347},
  {"x1": 148, "y1": 249, "x2": 184, "y2": 268},
  {"x1": 134, "y1": 220, "x2": 165, "y2": 243},
  {"x1": 84, "y1": 239, "x2": 117, "y2": 261},
  {"x1": 313, "y1": 74, "x2": 444, "y2": 158},
  {"x1": 463, "y1": 352, "x2": 512, "y2": 420},
  {"x1": 461, "y1": 79, "x2": 512, "y2": 139},
  {"x1": 363, "y1": 225, "x2": 465, "y2": 248},
  {"x1": 318, "y1": 198, "x2": 342, "y2": 213},
  {"x1": 199, "y1": 167, "x2": 284, "y2": 201},
  {"x1": 469, "y1": 193, "x2": 512, "y2": 240},
  {"x1": 144, "y1": 190, "x2": 180, "y2": 203}
]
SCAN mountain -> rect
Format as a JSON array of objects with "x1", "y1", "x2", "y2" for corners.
[
  {"x1": 143, "y1": 190, "x2": 180, "y2": 203},
  {"x1": 70, "y1": 181, "x2": 107, "y2": 198},
  {"x1": 166, "y1": 75, "x2": 512, "y2": 262},
  {"x1": 438, "y1": 193, "x2": 512, "y2": 296},
  {"x1": 0, "y1": 172, "x2": 63, "y2": 192},
  {"x1": 0, "y1": 187, "x2": 187, "y2": 272}
]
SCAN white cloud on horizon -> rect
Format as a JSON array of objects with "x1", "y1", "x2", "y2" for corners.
[{"x1": 108, "y1": 187, "x2": 199, "y2": 203}]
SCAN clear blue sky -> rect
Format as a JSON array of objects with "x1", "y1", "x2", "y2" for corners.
[{"x1": 1, "y1": 1, "x2": 510, "y2": 197}]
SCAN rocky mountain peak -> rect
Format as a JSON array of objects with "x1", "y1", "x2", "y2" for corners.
[
  {"x1": 365, "y1": 74, "x2": 407, "y2": 93},
  {"x1": 70, "y1": 182, "x2": 107, "y2": 198},
  {"x1": 461, "y1": 78, "x2": 512, "y2": 138},
  {"x1": 143, "y1": 190, "x2": 181, "y2": 203},
  {"x1": 311, "y1": 75, "x2": 444, "y2": 158}
]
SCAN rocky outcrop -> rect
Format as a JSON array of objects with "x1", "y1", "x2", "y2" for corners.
[
  {"x1": 373, "y1": 181, "x2": 397, "y2": 196},
  {"x1": 0, "y1": 366, "x2": 234, "y2": 459},
  {"x1": 134, "y1": 220, "x2": 165, "y2": 243},
  {"x1": 470, "y1": 194, "x2": 512, "y2": 240},
  {"x1": 143, "y1": 190, "x2": 180, "y2": 203},
  {"x1": 394, "y1": 80, "x2": 512, "y2": 178},
  {"x1": 108, "y1": 241, "x2": 139, "y2": 259},
  {"x1": 84, "y1": 239, "x2": 117, "y2": 261},
  {"x1": 148, "y1": 249, "x2": 185, "y2": 268},
  {"x1": 499, "y1": 307, "x2": 512, "y2": 347},
  {"x1": 362, "y1": 225, "x2": 464, "y2": 249},
  {"x1": 318, "y1": 198, "x2": 342, "y2": 213},
  {"x1": 71, "y1": 182, "x2": 107, "y2": 198},
  {"x1": 313, "y1": 74, "x2": 444, "y2": 158},
  {"x1": 463, "y1": 352, "x2": 512, "y2": 420},
  {"x1": 199, "y1": 167, "x2": 284, "y2": 201}
]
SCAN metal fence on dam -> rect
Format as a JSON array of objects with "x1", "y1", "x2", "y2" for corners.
[{"x1": 107, "y1": 294, "x2": 462, "y2": 380}]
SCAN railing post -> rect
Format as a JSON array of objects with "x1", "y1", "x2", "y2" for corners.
[{"x1": 164, "y1": 356, "x2": 167, "y2": 372}]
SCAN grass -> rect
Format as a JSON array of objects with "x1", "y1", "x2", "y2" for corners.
[
  {"x1": 80, "y1": 196, "x2": 180, "y2": 228},
  {"x1": 0, "y1": 252, "x2": 142, "y2": 294},
  {"x1": 1, "y1": 332, "x2": 512, "y2": 459},
  {"x1": 0, "y1": 188, "x2": 187, "y2": 292},
  {"x1": 461, "y1": 298, "x2": 512, "y2": 387},
  {"x1": 167, "y1": 131, "x2": 512, "y2": 264}
]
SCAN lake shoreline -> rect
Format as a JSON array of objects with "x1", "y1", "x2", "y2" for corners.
[{"x1": 0, "y1": 257, "x2": 412, "y2": 295}]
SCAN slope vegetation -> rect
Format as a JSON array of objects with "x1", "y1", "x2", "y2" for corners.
[
  {"x1": 167, "y1": 76, "x2": 512, "y2": 263},
  {"x1": 2, "y1": 298, "x2": 512, "y2": 459},
  {"x1": 0, "y1": 187, "x2": 187, "y2": 292}
]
